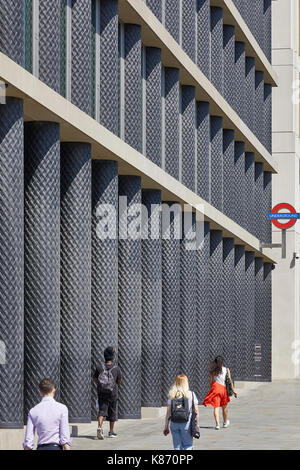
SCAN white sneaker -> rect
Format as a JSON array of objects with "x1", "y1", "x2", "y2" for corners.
[
  {"x1": 215, "y1": 424, "x2": 220, "y2": 430},
  {"x1": 223, "y1": 420, "x2": 230, "y2": 428},
  {"x1": 97, "y1": 427, "x2": 104, "y2": 440}
]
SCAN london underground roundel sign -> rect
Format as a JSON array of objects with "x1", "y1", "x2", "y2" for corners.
[{"x1": 268, "y1": 203, "x2": 300, "y2": 229}]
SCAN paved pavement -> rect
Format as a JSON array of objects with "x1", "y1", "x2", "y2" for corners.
[{"x1": 71, "y1": 379, "x2": 300, "y2": 450}]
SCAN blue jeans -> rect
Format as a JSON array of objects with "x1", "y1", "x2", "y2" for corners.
[{"x1": 170, "y1": 418, "x2": 193, "y2": 450}]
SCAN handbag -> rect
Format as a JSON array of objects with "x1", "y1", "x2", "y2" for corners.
[
  {"x1": 190, "y1": 392, "x2": 200, "y2": 439},
  {"x1": 225, "y1": 369, "x2": 236, "y2": 397}
]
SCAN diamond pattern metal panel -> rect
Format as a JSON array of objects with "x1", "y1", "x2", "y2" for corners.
[
  {"x1": 254, "y1": 162, "x2": 264, "y2": 241},
  {"x1": 223, "y1": 25, "x2": 235, "y2": 110},
  {"x1": 165, "y1": 0, "x2": 180, "y2": 43},
  {"x1": 234, "y1": 142, "x2": 245, "y2": 228},
  {"x1": 146, "y1": 0, "x2": 162, "y2": 21},
  {"x1": 71, "y1": 0, "x2": 91, "y2": 115},
  {"x1": 91, "y1": 160, "x2": 118, "y2": 420},
  {"x1": 164, "y1": 68, "x2": 180, "y2": 179},
  {"x1": 146, "y1": 47, "x2": 162, "y2": 167},
  {"x1": 196, "y1": 0, "x2": 210, "y2": 79},
  {"x1": 233, "y1": 245, "x2": 246, "y2": 380},
  {"x1": 209, "y1": 231, "x2": 224, "y2": 358},
  {"x1": 181, "y1": 85, "x2": 196, "y2": 192},
  {"x1": 222, "y1": 238, "x2": 235, "y2": 378},
  {"x1": 210, "y1": 7, "x2": 223, "y2": 94},
  {"x1": 245, "y1": 57, "x2": 255, "y2": 134},
  {"x1": 244, "y1": 251, "x2": 255, "y2": 381},
  {"x1": 141, "y1": 190, "x2": 162, "y2": 407},
  {"x1": 223, "y1": 129, "x2": 234, "y2": 220},
  {"x1": 60, "y1": 0, "x2": 67, "y2": 97},
  {"x1": 180, "y1": 212, "x2": 197, "y2": 391},
  {"x1": 196, "y1": 101, "x2": 210, "y2": 202},
  {"x1": 263, "y1": 0, "x2": 272, "y2": 62},
  {"x1": 210, "y1": 116, "x2": 223, "y2": 211},
  {"x1": 161, "y1": 202, "x2": 181, "y2": 404},
  {"x1": 24, "y1": 122, "x2": 60, "y2": 419},
  {"x1": 195, "y1": 221, "x2": 210, "y2": 401},
  {"x1": 264, "y1": 83, "x2": 272, "y2": 154},
  {"x1": 244, "y1": 0, "x2": 255, "y2": 36},
  {"x1": 255, "y1": 71, "x2": 264, "y2": 146},
  {"x1": 254, "y1": 0, "x2": 264, "y2": 52},
  {"x1": 118, "y1": 176, "x2": 142, "y2": 419},
  {"x1": 124, "y1": 24, "x2": 142, "y2": 153},
  {"x1": 245, "y1": 152, "x2": 255, "y2": 236},
  {"x1": 24, "y1": 0, "x2": 33, "y2": 72},
  {"x1": 39, "y1": 0, "x2": 61, "y2": 93},
  {"x1": 100, "y1": 0, "x2": 118, "y2": 134},
  {"x1": 182, "y1": 0, "x2": 196, "y2": 62},
  {"x1": 60, "y1": 143, "x2": 91, "y2": 423},
  {"x1": 263, "y1": 171, "x2": 272, "y2": 244},
  {"x1": 0, "y1": 0, "x2": 24, "y2": 66},
  {"x1": 0, "y1": 98, "x2": 24, "y2": 428},
  {"x1": 263, "y1": 262, "x2": 272, "y2": 381},
  {"x1": 234, "y1": 42, "x2": 246, "y2": 122}
]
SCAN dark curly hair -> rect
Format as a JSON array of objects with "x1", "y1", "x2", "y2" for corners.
[{"x1": 209, "y1": 356, "x2": 225, "y2": 378}]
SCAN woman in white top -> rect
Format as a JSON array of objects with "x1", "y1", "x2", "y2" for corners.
[
  {"x1": 163, "y1": 374, "x2": 200, "y2": 450},
  {"x1": 203, "y1": 356, "x2": 237, "y2": 430}
]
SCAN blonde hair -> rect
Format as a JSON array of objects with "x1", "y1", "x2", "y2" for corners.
[{"x1": 168, "y1": 374, "x2": 190, "y2": 400}]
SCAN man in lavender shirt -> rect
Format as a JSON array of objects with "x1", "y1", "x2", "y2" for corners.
[{"x1": 23, "y1": 378, "x2": 72, "y2": 451}]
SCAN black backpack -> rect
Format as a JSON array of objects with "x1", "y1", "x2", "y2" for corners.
[{"x1": 170, "y1": 397, "x2": 190, "y2": 423}]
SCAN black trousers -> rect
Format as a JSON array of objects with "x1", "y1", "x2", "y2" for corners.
[{"x1": 37, "y1": 443, "x2": 63, "y2": 451}]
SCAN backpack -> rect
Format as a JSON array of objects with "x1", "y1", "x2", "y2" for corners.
[
  {"x1": 170, "y1": 396, "x2": 190, "y2": 423},
  {"x1": 97, "y1": 364, "x2": 117, "y2": 394}
]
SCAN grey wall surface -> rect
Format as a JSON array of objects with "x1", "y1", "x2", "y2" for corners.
[
  {"x1": 146, "y1": 47, "x2": 162, "y2": 167},
  {"x1": 0, "y1": 98, "x2": 24, "y2": 428},
  {"x1": 165, "y1": 0, "x2": 180, "y2": 43},
  {"x1": 223, "y1": 129, "x2": 235, "y2": 220},
  {"x1": 60, "y1": 143, "x2": 91, "y2": 423},
  {"x1": 209, "y1": 230, "x2": 224, "y2": 358},
  {"x1": 263, "y1": 262, "x2": 272, "y2": 381},
  {"x1": 196, "y1": 102, "x2": 210, "y2": 202},
  {"x1": 234, "y1": 142, "x2": 245, "y2": 228},
  {"x1": 223, "y1": 25, "x2": 235, "y2": 110},
  {"x1": 264, "y1": 83, "x2": 272, "y2": 153},
  {"x1": 210, "y1": 7, "x2": 223, "y2": 94},
  {"x1": 222, "y1": 238, "x2": 235, "y2": 376},
  {"x1": 181, "y1": 0, "x2": 196, "y2": 62},
  {"x1": 254, "y1": 0, "x2": 264, "y2": 52},
  {"x1": 91, "y1": 160, "x2": 118, "y2": 420},
  {"x1": 244, "y1": 251, "x2": 255, "y2": 381},
  {"x1": 24, "y1": 122, "x2": 60, "y2": 419},
  {"x1": 39, "y1": 0, "x2": 61, "y2": 92},
  {"x1": 181, "y1": 86, "x2": 196, "y2": 192},
  {"x1": 255, "y1": 71, "x2": 265, "y2": 146},
  {"x1": 0, "y1": 0, "x2": 24, "y2": 66},
  {"x1": 234, "y1": 42, "x2": 246, "y2": 121},
  {"x1": 164, "y1": 68, "x2": 180, "y2": 179},
  {"x1": 263, "y1": 0, "x2": 272, "y2": 62},
  {"x1": 141, "y1": 190, "x2": 162, "y2": 407},
  {"x1": 118, "y1": 176, "x2": 142, "y2": 419},
  {"x1": 210, "y1": 116, "x2": 223, "y2": 211},
  {"x1": 233, "y1": 245, "x2": 246, "y2": 380},
  {"x1": 255, "y1": 162, "x2": 264, "y2": 241},
  {"x1": 196, "y1": 0, "x2": 210, "y2": 79},
  {"x1": 245, "y1": 57, "x2": 255, "y2": 134},
  {"x1": 245, "y1": 152, "x2": 255, "y2": 235}
]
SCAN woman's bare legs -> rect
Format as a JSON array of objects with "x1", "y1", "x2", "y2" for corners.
[
  {"x1": 213, "y1": 407, "x2": 220, "y2": 426},
  {"x1": 222, "y1": 405, "x2": 228, "y2": 424}
]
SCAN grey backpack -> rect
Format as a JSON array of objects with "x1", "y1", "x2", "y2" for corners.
[{"x1": 98, "y1": 364, "x2": 116, "y2": 394}]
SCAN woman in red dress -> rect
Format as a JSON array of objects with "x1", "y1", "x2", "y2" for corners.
[{"x1": 203, "y1": 356, "x2": 237, "y2": 430}]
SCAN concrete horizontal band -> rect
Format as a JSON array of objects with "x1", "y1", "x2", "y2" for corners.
[
  {"x1": 119, "y1": 0, "x2": 278, "y2": 174},
  {"x1": 0, "y1": 52, "x2": 275, "y2": 263}
]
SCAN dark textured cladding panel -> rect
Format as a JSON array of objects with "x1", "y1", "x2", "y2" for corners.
[
  {"x1": 71, "y1": 0, "x2": 91, "y2": 115},
  {"x1": 0, "y1": 0, "x2": 24, "y2": 66},
  {"x1": 39, "y1": 0, "x2": 61, "y2": 92},
  {"x1": 223, "y1": 130, "x2": 235, "y2": 220},
  {"x1": 233, "y1": 246, "x2": 246, "y2": 380},
  {"x1": 181, "y1": 85, "x2": 196, "y2": 192},
  {"x1": 244, "y1": 0, "x2": 255, "y2": 35},
  {"x1": 222, "y1": 239, "x2": 235, "y2": 377},
  {"x1": 24, "y1": 0, "x2": 33, "y2": 72},
  {"x1": 100, "y1": 0, "x2": 119, "y2": 135},
  {"x1": 263, "y1": 263, "x2": 272, "y2": 381},
  {"x1": 235, "y1": 42, "x2": 246, "y2": 121},
  {"x1": 60, "y1": 0, "x2": 66, "y2": 97},
  {"x1": 223, "y1": 25, "x2": 235, "y2": 110},
  {"x1": 254, "y1": 258, "x2": 264, "y2": 380},
  {"x1": 161, "y1": 202, "x2": 181, "y2": 404},
  {"x1": 124, "y1": 24, "x2": 142, "y2": 153},
  {"x1": 254, "y1": 0, "x2": 264, "y2": 51},
  {"x1": 263, "y1": 172, "x2": 272, "y2": 244},
  {"x1": 244, "y1": 252, "x2": 255, "y2": 381},
  {"x1": 60, "y1": 143, "x2": 91, "y2": 423},
  {"x1": 196, "y1": 0, "x2": 210, "y2": 79},
  {"x1": 255, "y1": 162, "x2": 264, "y2": 241},
  {"x1": 210, "y1": 116, "x2": 223, "y2": 211},
  {"x1": 91, "y1": 161, "x2": 118, "y2": 420},
  {"x1": 232, "y1": 0, "x2": 245, "y2": 18},
  {"x1": 146, "y1": 0, "x2": 162, "y2": 21},
  {"x1": 264, "y1": 83, "x2": 272, "y2": 154},
  {"x1": 0, "y1": 98, "x2": 24, "y2": 428},
  {"x1": 255, "y1": 71, "x2": 265, "y2": 145},
  {"x1": 146, "y1": 47, "x2": 162, "y2": 167},
  {"x1": 245, "y1": 153, "x2": 255, "y2": 235},
  {"x1": 180, "y1": 213, "x2": 197, "y2": 391},
  {"x1": 195, "y1": 222, "x2": 210, "y2": 401},
  {"x1": 234, "y1": 142, "x2": 245, "y2": 228},
  {"x1": 210, "y1": 7, "x2": 223, "y2": 94},
  {"x1": 182, "y1": 0, "x2": 196, "y2": 62},
  {"x1": 24, "y1": 122, "x2": 60, "y2": 418},
  {"x1": 209, "y1": 231, "x2": 224, "y2": 358},
  {"x1": 141, "y1": 190, "x2": 162, "y2": 407},
  {"x1": 164, "y1": 68, "x2": 180, "y2": 179},
  {"x1": 245, "y1": 57, "x2": 255, "y2": 134},
  {"x1": 165, "y1": 0, "x2": 180, "y2": 43},
  {"x1": 263, "y1": 0, "x2": 272, "y2": 62},
  {"x1": 118, "y1": 176, "x2": 142, "y2": 419},
  {"x1": 196, "y1": 102, "x2": 210, "y2": 202}
]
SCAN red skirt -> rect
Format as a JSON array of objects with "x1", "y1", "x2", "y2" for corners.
[{"x1": 203, "y1": 381, "x2": 230, "y2": 408}]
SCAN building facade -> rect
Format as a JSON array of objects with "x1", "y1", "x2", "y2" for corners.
[{"x1": 0, "y1": 0, "x2": 277, "y2": 428}]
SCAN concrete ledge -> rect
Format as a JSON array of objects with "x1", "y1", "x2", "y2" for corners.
[
  {"x1": 141, "y1": 407, "x2": 166, "y2": 419},
  {"x1": 0, "y1": 428, "x2": 24, "y2": 450}
]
